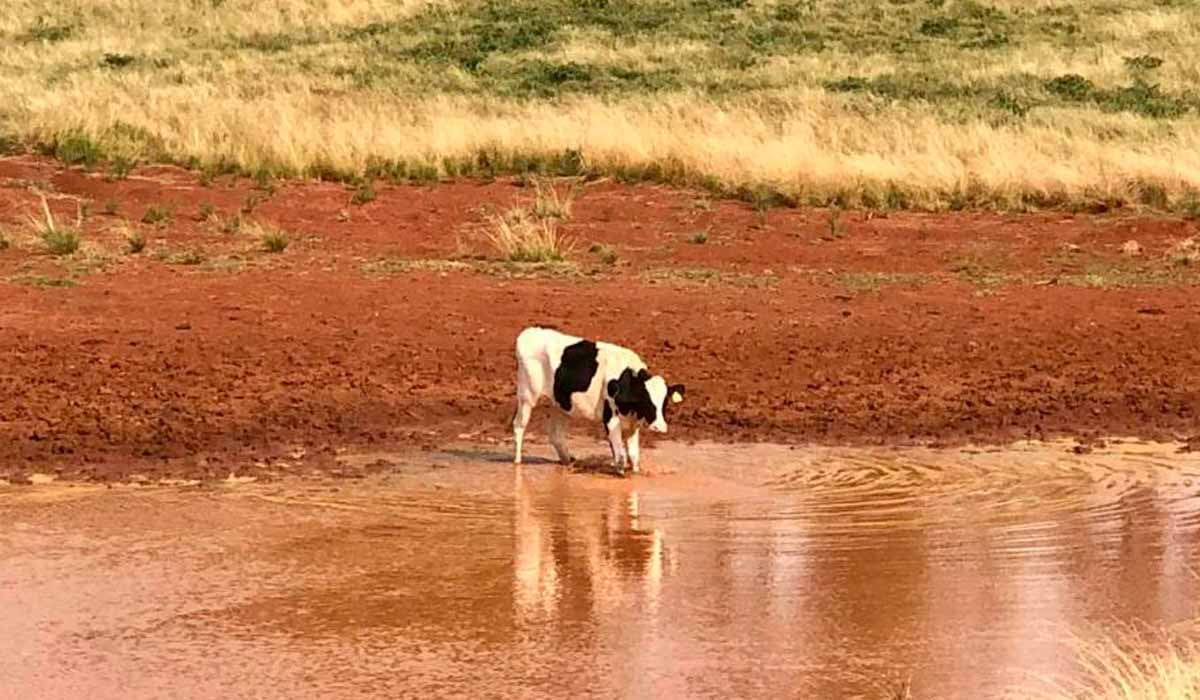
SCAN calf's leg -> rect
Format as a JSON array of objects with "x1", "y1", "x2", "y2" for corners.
[
  {"x1": 548, "y1": 411, "x2": 573, "y2": 465},
  {"x1": 626, "y1": 428, "x2": 641, "y2": 474},
  {"x1": 606, "y1": 416, "x2": 627, "y2": 474}
]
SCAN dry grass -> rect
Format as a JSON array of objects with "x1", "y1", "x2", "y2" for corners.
[
  {"x1": 2, "y1": 0, "x2": 1200, "y2": 210},
  {"x1": 1166, "y1": 237, "x2": 1199, "y2": 266},
  {"x1": 28, "y1": 196, "x2": 81, "y2": 256},
  {"x1": 530, "y1": 177, "x2": 577, "y2": 220},
  {"x1": 1035, "y1": 625, "x2": 1200, "y2": 700},
  {"x1": 485, "y1": 208, "x2": 574, "y2": 263}
]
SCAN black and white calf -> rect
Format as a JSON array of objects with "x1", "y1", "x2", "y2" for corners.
[{"x1": 512, "y1": 326, "x2": 685, "y2": 474}]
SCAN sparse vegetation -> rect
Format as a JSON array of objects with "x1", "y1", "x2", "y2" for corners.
[
  {"x1": 215, "y1": 213, "x2": 243, "y2": 235},
  {"x1": 530, "y1": 178, "x2": 576, "y2": 220},
  {"x1": 141, "y1": 204, "x2": 172, "y2": 226},
  {"x1": 485, "y1": 207, "x2": 573, "y2": 263},
  {"x1": 825, "y1": 208, "x2": 844, "y2": 240},
  {"x1": 4, "y1": 1, "x2": 1199, "y2": 212},
  {"x1": 589, "y1": 243, "x2": 618, "y2": 265},
  {"x1": 351, "y1": 181, "x2": 376, "y2": 205},
  {"x1": 164, "y1": 249, "x2": 204, "y2": 266},
  {"x1": 838, "y1": 272, "x2": 929, "y2": 294},
  {"x1": 13, "y1": 274, "x2": 77, "y2": 288},
  {"x1": 125, "y1": 229, "x2": 146, "y2": 254},
  {"x1": 1167, "y1": 237, "x2": 1199, "y2": 266},
  {"x1": 30, "y1": 196, "x2": 81, "y2": 256},
  {"x1": 240, "y1": 219, "x2": 291, "y2": 253},
  {"x1": 1038, "y1": 625, "x2": 1200, "y2": 700},
  {"x1": 107, "y1": 156, "x2": 134, "y2": 180},
  {"x1": 642, "y1": 267, "x2": 778, "y2": 288},
  {"x1": 261, "y1": 230, "x2": 289, "y2": 253}
]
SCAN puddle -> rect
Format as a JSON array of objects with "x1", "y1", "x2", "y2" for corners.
[{"x1": 2, "y1": 440, "x2": 1199, "y2": 698}]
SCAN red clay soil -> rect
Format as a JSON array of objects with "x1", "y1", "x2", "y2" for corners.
[{"x1": 2, "y1": 155, "x2": 1199, "y2": 482}]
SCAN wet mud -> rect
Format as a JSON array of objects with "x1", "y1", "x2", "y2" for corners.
[
  {"x1": 2, "y1": 156, "x2": 1200, "y2": 481},
  {"x1": 4, "y1": 441, "x2": 1199, "y2": 698}
]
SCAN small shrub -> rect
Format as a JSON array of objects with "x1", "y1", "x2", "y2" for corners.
[
  {"x1": 262, "y1": 230, "x2": 289, "y2": 253},
  {"x1": 1135, "y1": 180, "x2": 1169, "y2": 210},
  {"x1": 1181, "y1": 191, "x2": 1200, "y2": 220},
  {"x1": 826, "y1": 207, "x2": 844, "y2": 240},
  {"x1": 1045, "y1": 74, "x2": 1094, "y2": 101},
  {"x1": 351, "y1": 181, "x2": 376, "y2": 205},
  {"x1": 101, "y1": 53, "x2": 136, "y2": 69},
  {"x1": 531, "y1": 177, "x2": 576, "y2": 220},
  {"x1": 19, "y1": 18, "x2": 73, "y2": 43},
  {"x1": 589, "y1": 243, "x2": 617, "y2": 265},
  {"x1": 218, "y1": 213, "x2": 243, "y2": 235},
  {"x1": 1124, "y1": 54, "x2": 1164, "y2": 71},
  {"x1": 1166, "y1": 237, "x2": 1199, "y2": 266},
  {"x1": 919, "y1": 16, "x2": 959, "y2": 37},
  {"x1": 39, "y1": 225, "x2": 81, "y2": 255},
  {"x1": 54, "y1": 132, "x2": 103, "y2": 168},
  {"x1": 125, "y1": 230, "x2": 146, "y2": 254},
  {"x1": 141, "y1": 204, "x2": 172, "y2": 226},
  {"x1": 30, "y1": 196, "x2": 81, "y2": 255},
  {"x1": 486, "y1": 208, "x2": 573, "y2": 262},
  {"x1": 167, "y1": 249, "x2": 204, "y2": 265},
  {"x1": 107, "y1": 156, "x2": 135, "y2": 180},
  {"x1": 689, "y1": 230, "x2": 709, "y2": 244},
  {"x1": 252, "y1": 167, "x2": 274, "y2": 192},
  {"x1": 409, "y1": 164, "x2": 440, "y2": 184}
]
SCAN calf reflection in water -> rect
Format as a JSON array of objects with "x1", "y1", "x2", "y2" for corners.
[{"x1": 511, "y1": 468, "x2": 669, "y2": 624}]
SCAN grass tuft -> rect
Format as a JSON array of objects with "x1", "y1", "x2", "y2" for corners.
[
  {"x1": 486, "y1": 207, "x2": 573, "y2": 263},
  {"x1": 141, "y1": 204, "x2": 172, "y2": 226},
  {"x1": 125, "y1": 229, "x2": 146, "y2": 255},
  {"x1": 589, "y1": 243, "x2": 618, "y2": 265},
  {"x1": 530, "y1": 177, "x2": 577, "y2": 220},
  {"x1": 351, "y1": 181, "x2": 376, "y2": 205},
  {"x1": 29, "y1": 196, "x2": 81, "y2": 256}
]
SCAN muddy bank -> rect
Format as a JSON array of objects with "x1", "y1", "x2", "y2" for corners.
[
  {"x1": 3, "y1": 441, "x2": 1200, "y2": 698},
  {"x1": 1, "y1": 156, "x2": 1199, "y2": 481}
]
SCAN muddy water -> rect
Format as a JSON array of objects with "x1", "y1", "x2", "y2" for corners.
[{"x1": 3, "y1": 441, "x2": 1200, "y2": 699}]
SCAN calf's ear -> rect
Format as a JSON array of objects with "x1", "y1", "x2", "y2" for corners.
[{"x1": 668, "y1": 383, "x2": 686, "y2": 403}]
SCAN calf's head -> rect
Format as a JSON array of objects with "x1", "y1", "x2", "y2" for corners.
[{"x1": 607, "y1": 368, "x2": 686, "y2": 433}]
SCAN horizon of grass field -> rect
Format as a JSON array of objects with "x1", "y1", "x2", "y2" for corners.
[{"x1": 2, "y1": 0, "x2": 1200, "y2": 211}]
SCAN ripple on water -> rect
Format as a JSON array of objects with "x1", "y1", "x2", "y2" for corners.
[{"x1": 2, "y1": 438, "x2": 1200, "y2": 699}]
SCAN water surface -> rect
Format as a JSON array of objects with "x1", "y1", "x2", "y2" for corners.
[{"x1": 2, "y1": 440, "x2": 1199, "y2": 699}]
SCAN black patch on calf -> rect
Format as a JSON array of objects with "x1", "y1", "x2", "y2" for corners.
[
  {"x1": 606, "y1": 368, "x2": 656, "y2": 424},
  {"x1": 553, "y1": 340, "x2": 599, "y2": 411}
]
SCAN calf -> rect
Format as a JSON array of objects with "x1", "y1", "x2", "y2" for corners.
[{"x1": 512, "y1": 326, "x2": 686, "y2": 474}]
